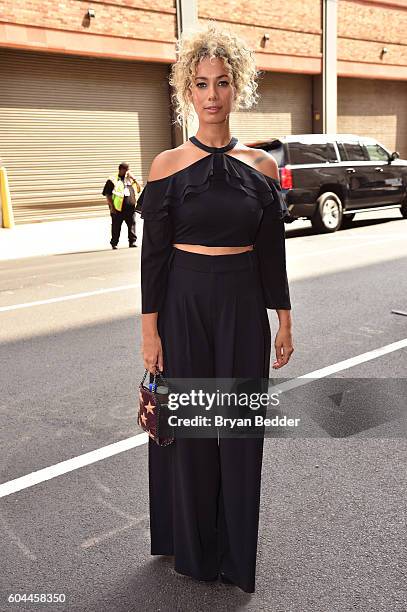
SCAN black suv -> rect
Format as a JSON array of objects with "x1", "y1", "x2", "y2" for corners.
[{"x1": 247, "y1": 134, "x2": 407, "y2": 233}]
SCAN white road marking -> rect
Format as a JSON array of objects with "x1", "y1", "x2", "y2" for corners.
[
  {"x1": 87, "y1": 471, "x2": 112, "y2": 494},
  {"x1": 270, "y1": 337, "x2": 407, "y2": 395},
  {"x1": 328, "y1": 233, "x2": 406, "y2": 240},
  {"x1": 0, "y1": 284, "x2": 140, "y2": 312},
  {"x1": 0, "y1": 233, "x2": 403, "y2": 311},
  {"x1": 0, "y1": 512, "x2": 37, "y2": 560},
  {"x1": 290, "y1": 234, "x2": 407, "y2": 260},
  {"x1": 81, "y1": 514, "x2": 149, "y2": 549},
  {"x1": 0, "y1": 337, "x2": 406, "y2": 499},
  {"x1": 0, "y1": 434, "x2": 148, "y2": 498},
  {"x1": 97, "y1": 496, "x2": 139, "y2": 521}
]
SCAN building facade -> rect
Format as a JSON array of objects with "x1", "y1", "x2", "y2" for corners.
[{"x1": 0, "y1": 0, "x2": 406, "y2": 223}]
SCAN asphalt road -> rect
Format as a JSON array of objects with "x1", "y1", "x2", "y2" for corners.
[{"x1": 0, "y1": 209, "x2": 406, "y2": 612}]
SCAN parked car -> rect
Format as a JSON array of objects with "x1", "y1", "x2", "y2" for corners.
[{"x1": 246, "y1": 134, "x2": 407, "y2": 233}]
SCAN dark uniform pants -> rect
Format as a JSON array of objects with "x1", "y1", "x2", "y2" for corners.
[
  {"x1": 149, "y1": 247, "x2": 271, "y2": 593},
  {"x1": 110, "y1": 205, "x2": 137, "y2": 246}
]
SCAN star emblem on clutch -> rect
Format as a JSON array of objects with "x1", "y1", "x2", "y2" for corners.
[{"x1": 145, "y1": 401, "x2": 155, "y2": 414}]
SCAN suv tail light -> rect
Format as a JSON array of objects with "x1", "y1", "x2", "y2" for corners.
[{"x1": 280, "y1": 167, "x2": 293, "y2": 190}]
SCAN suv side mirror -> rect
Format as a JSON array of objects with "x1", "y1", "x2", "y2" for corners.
[{"x1": 389, "y1": 151, "x2": 399, "y2": 162}]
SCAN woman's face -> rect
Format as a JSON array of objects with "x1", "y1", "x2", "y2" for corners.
[{"x1": 188, "y1": 56, "x2": 236, "y2": 123}]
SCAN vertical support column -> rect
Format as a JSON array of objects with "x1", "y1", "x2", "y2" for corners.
[
  {"x1": 0, "y1": 167, "x2": 15, "y2": 229},
  {"x1": 312, "y1": 74, "x2": 323, "y2": 134},
  {"x1": 322, "y1": 0, "x2": 338, "y2": 134},
  {"x1": 173, "y1": 0, "x2": 198, "y2": 144}
]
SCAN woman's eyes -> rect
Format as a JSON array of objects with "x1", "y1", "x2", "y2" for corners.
[{"x1": 196, "y1": 81, "x2": 229, "y2": 88}]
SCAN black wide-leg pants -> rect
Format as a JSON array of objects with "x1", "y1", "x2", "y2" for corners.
[{"x1": 149, "y1": 247, "x2": 272, "y2": 593}]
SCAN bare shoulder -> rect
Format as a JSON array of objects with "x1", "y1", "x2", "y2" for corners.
[
  {"x1": 147, "y1": 149, "x2": 177, "y2": 182},
  {"x1": 148, "y1": 142, "x2": 198, "y2": 182},
  {"x1": 240, "y1": 145, "x2": 279, "y2": 180}
]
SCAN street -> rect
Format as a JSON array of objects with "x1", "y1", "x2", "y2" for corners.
[{"x1": 0, "y1": 209, "x2": 406, "y2": 612}]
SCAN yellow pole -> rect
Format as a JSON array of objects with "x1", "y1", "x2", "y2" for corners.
[{"x1": 0, "y1": 167, "x2": 14, "y2": 228}]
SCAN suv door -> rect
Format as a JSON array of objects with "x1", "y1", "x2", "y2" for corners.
[
  {"x1": 286, "y1": 139, "x2": 341, "y2": 190},
  {"x1": 363, "y1": 142, "x2": 404, "y2": 205},
  {"x1": 338, "y1": 141, "x2": 379, "y2": 209}
]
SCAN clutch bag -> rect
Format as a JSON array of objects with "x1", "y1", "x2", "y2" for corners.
[{"x1": 138, "y1": 369, "x2": 174, "y2": 446}]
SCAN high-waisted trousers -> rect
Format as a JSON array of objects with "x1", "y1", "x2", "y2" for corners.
[{"x1": 149, "y1": 247, "x2": 272, "y2": 593}]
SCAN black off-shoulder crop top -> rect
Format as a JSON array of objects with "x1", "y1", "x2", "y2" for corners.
[{"x1": 135, "y1": 135, "x2": 294, "y2": 314}]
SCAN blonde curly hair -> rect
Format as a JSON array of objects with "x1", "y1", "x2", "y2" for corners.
[{"x1": 169, "y1": 20, "x2": 260, "y2": 128}]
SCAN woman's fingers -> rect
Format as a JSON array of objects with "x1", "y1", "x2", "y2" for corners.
[
  {"x1": 272, "y1": 339, "x2": 294, "y2": 369},
  {"x1": 143, "y1": 353, "x2": 159, "y2": 374},
  {"x1": 157, "y1": 344, "x2": 164, "y2": 373},
  {"x1": 142, "y1": 342, "x2": 163, "y2": 374},
  {"x1": 273, "y1": 344, "x2": 286, "y2": 368}
]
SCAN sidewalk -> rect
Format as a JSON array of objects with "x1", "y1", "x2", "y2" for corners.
[{"x1": 0, "y1": 216, "x2": 141, "y2": 262}]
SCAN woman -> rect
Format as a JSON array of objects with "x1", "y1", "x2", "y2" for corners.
[{"x1": 136, "y1": 21, "x2": 294, "y2": 593}]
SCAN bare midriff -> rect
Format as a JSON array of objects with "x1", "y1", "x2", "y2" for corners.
[{"x1": 172, "y1": 244, "x2": 254, "y2": 255}]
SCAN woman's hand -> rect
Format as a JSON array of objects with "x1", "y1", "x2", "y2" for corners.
[
  {"x1": 272, "y1": 326, "x2": 294, "y2": 369},
  {"x1": 142, "y1": 332, "x2": 164, "y2": 374}
]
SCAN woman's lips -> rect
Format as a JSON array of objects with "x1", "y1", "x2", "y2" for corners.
[{"x1": 205, "y1": 107, "x2": 221, "y2": 113}]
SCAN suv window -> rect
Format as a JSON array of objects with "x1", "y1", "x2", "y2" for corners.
[
  {"x1": 342, "y1": 143, "x2": 368, "y2": 162},
  {"x1": 337, "y1": 143, "x2": 346, "y2": 160},
  {"x1": 288, "y1": 142, "x2": 337, "y2": 165},
  {"x1": 264, "y1": 142, "x2": 285, "y2": 167},
  {"x1": 364, "y1": 144, "x2": 389, "y2": 162}
]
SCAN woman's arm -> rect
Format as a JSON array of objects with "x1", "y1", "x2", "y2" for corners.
[
  {"x1": 252, "y1": 154, "x2": 294, "y2": 369},
  {"x1": 139, "y1": 152, "x2": 174, "y2": 373},
  {"x1": 255, "y1": 213, "x2": 294, "y2": 369}
]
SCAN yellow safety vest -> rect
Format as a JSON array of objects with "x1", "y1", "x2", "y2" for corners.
[{"x1": 110, "y1": 175, "x2": 141, "y2": 211}]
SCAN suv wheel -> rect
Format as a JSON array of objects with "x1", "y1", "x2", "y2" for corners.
[
  {"x1": 400, "y1": 197, "x2": 407, "y2": 219},
  {"x1": 311, "y1": 192, "x2": 343, "y2": 233}
]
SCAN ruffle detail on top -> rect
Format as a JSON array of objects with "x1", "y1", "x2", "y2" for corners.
[
  {"x1": 135, "y1": 180, "x2": 170, "y2": 222},
  {"x1": 135, "y1": 154, "x2": 296, "y2": 223}
]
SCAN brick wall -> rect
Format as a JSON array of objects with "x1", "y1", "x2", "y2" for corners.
[
  {"x1": 338, "y1": 0, "x2": 407, "y2": 66},
  {"x1": 199, "y1": 0, "x2": 322, "y2": 58},
  {"x1": 198, "y1": 0, "x2": 406, "y2": 70},
  {"x1": 1, "y1": 0, "x2": 406, "y2": 70},
  {"x1": 0, "y1": 0, "x2": 176, "y2": 42}
]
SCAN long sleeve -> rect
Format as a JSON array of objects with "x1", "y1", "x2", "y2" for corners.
[
  {"x1": 254, "y1": 177, "x2": 293, "y2": 310},
  {"x1": 135, "y1": 181, "x2": 173, "y2": 314}
]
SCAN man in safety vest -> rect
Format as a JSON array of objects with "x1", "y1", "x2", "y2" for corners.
[{"x1": 102, "y1": 162, "x2": 142, "y2": 250}]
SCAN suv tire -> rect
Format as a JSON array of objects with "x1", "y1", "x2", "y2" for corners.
[
  {"x1": 400, "y1": 197, "x2": 407, "y2": 219},
  {"x1": 311, "y1": 192, "x2": 343, "y2": 233}
]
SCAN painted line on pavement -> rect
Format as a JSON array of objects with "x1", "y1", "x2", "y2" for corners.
[
  {"x1": 0, "y1": 284, "x2": 140, "y2": 313},
  {"x1": 1, "y1": 235, "x2": 405, "y2": 311},
  {"x1": 289, "y1": 234, "x2": 407, "y2": 260},
  {"x1": 0, "y1": 336, "x2": 406, "y2": 499},
  {"x1": 0, "y1": 434, "x2": 148, "y2": 498},
  {"x1": 270, "y1": 337, "x2": 407, "y2": 395}
]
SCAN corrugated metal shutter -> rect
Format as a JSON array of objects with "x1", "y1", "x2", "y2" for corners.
[
  {"x1": 230, "y1": 72, "x2": 312, "y2": 143},
  {"x1": 0, "y1": 49, "x2": 172, "y2": 224},
  {"x1": 338, "y1": 77, "x2": 407, "y2": 158}
]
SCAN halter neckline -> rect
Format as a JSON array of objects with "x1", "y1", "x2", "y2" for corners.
[{"x1": 189, "y1": 135, "x2": 238, "y2": 154}]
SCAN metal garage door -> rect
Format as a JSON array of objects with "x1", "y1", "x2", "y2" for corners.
[
  {"x1": 230, "y1": 72, "x2": 313, "y2": 143},
  {"x1": 338, "y1": 77, "x2": 407, "y2": 158},
  {"x1": 0, "y1": 49, "x2": 172, "y2": 224}
]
